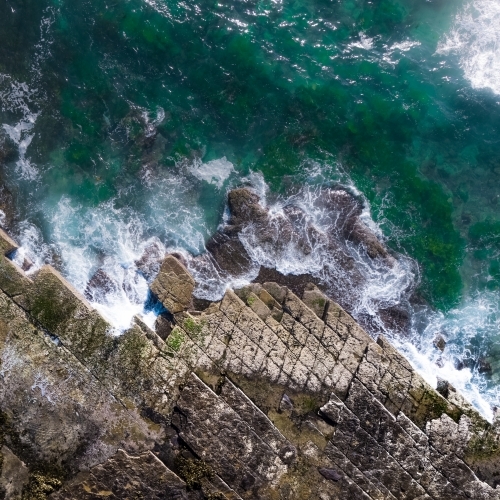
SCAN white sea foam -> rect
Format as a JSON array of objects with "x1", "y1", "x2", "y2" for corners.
[
  {"x1": 6, "y1": 139, "x2": 498, "y2": 419},
  {"x1": 3, "y1": 115, "x2": 39, "y2": 180},
  {"x1": 188, "y1": 157, "x2": 235, "y2": 189},
  {"x1": 345, "y1": 31, "x2": 420, "y2": 66},
  {"x1": 382, "y1": 40, "x2": 421, "y2": 66},
  {"x1": 348, "y1": 32, "x2": 375, "y2": 51},
  {"x1": 12, "y1": 150, "x2": 229, "y2": 331},
  {"x1": 437, "y1": 0, "x2": 500, "y2": 95}
]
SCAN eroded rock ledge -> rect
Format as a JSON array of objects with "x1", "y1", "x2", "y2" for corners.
[{"x1": 0, "y1": 232, "x2": 499, "y2": 499}]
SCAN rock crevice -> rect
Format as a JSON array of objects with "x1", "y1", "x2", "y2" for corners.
[{"x1": 0, "y1": 228, "x2": 498, "y2": 499}]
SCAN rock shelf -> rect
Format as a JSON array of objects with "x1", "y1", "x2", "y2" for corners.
[{"x1": 0, "y1": 230, "x2": 498, "y2": 499}]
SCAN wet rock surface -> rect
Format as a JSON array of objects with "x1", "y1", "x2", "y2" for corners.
[
  {"x1": 84, "y1": 268, "x2": 120, "y2": 302},
  {"x1": 0, "y1": 232, "x2": 499, "y2": 499},
  {"x1": 135, "y1": 239, "x2": 165, "y2": 281},
  {"x1": 186, "y1": 187, "x2": 412, "y2": 338}
]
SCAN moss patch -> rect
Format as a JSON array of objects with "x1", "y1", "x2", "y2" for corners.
[
  {"x1": 466, "y1": 431, "x2": 500, "y2": 461},
  {"x1": 21, "y1": 467, "x2": 65, "y2": 500},
  {"x1": 117, "y1": 329, "x2": 149, "y2": 369},
  {"x1": 166, "y1": 327, "x2": 185, "y2": 353},
  {"x1": 28, "y1": 286, "x2": 77, "y2": 334},
  {"x1": 182, "y1": 317, "x2": 206, "y2": 341},
  {"x1": 175, "y1": 456, "x2": 214, "y2": 490},
  {"x1": 411, "y1": 388, "x2": 463, "y2": 428},
  {"x1": 312, "y1": 297, "x2": 326, "y2": 309}
]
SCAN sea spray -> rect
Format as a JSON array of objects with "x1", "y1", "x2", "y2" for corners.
[{"x1": 437, "y1": 0, "x2": 500, "y2": 96}]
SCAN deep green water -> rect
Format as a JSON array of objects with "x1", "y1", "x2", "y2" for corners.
[{"x1": 1, "y1": 0, "x2": 500, "y2": 414}]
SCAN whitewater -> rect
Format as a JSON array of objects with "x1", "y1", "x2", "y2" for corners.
[{"x1": 1, "y1": 0, "x2": 500, "y2": 422}]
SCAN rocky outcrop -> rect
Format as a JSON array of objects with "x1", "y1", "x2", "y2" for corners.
[
  {"x1": 151, "y1": 255, "x2": 195, "y2": 313},
  {"x1": 186, "y1": 187, "x2": 412, "y2": 336},
  {"x1": 0, "y1": 229, "x2": 498, "y2": 499},
  {"x1": 51, "y1": 450, "x2": 189, "y2": 500}
]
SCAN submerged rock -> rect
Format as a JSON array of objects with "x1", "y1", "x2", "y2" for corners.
[
  {"x1": 434, "y1": 334, "x2": 447, "y2": 352},
  {"x1": 84, "y1": 268, "x2": 120, "y2": 302},
  {"x1": 0, "y1": 130, "x2": 16, "y2": 165},
  {"x1": 0, "y1": 182, "x2": 15, "y2": 229},
  {"x1": 479, "y1": 357, "x2": 493, "y2": 374}
]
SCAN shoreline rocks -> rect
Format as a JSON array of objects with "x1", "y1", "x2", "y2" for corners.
[
  {"x1": 187, "y1": 186, "x2": 410, "y2": 337},
  {"x1": 0, "y1": 222, "x2": 499, "y2": 497}
]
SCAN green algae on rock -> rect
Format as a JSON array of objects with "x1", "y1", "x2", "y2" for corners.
[{"x1": 0, "y1": 226, "x2": 499, "y2": 498}]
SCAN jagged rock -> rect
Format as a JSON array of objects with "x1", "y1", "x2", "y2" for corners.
[
  {"x1": 227, "y1": 188, "x2": 268, "y2": 227},
  {"x1": 0, "y1": 228, "x2": 498, "y2": 499},
  {"x1": 189, "y1": 187, "x2": 407, "y2": 338},
  {"x1": 135, "y1": 239, "x2": 165, "y2": 281},
  {"x1": 434, "y1": 334, "x2": 447, "y2": 351},
  {"x1": 84, "y1": 268, "x2": 120, "y2": 302},
  {"x1": 255, "y1": 267, "x2": 322, "y2": 299},
  {"x1": 205, "y1": 231, "x2": 254, "y2": 277},
  {"x1": 150, "y1": 255, "x2": 195, "y2": 313},
  {"x1": 316, "y1": 188, "x2": 392, "y2": 263},
  {"x1": 376, "y1": 304, "x2": 412, "y2": 336},
  {"x1": 436, "y1": 377, "x2": 451, "y2": 398},
  {"x1": 51, "y1": 450, "x2": 188, "y2": 500}
]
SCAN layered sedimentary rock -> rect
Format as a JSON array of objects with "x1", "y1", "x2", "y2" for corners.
[
  {"x1": 184, "y1": 187, "x2": 413, "y2": 337},
  {"x1": 0, "y1": 228, "x2": 499, "y2": 499}
]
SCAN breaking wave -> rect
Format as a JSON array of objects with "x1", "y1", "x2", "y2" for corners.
[{"x1": 437, "y1": 0, "x2": 500, "y2": 95}]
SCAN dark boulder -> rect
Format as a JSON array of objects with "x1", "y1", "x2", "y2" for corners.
[
  {"x1": 155, "y1": 312, "x2": 174, "y2": 341},
  {"x1": 84, "y1": 269, "x2": 120, "y2": 302},
  {"x1": 205, "y1": 231, "x2": 254, "y2": 277},
  {"x1": 227, "y1": 188, "x2": 268, "y2": 226},
  {"x1": 135, "y1": 240, "x2": 165, "y2": 281},
  {"x1": 318, "y1": 467, "x2": 343, "y2": 482},
  {"x1": 434, "y1": 335, "x2": 447, "y2": 352}
]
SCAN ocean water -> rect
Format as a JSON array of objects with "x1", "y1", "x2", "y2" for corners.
[{"x1": 1, "y1": 0, "x2": 500, "y2": 418}]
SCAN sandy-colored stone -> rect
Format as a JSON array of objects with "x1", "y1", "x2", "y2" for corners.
[
  {"x1": 0, "y1": 446, "x2": 29, "y2": 499},
  {"x1": 150, "y1": 255, "x2": 195, "y2": 313},
  {"x1": 0, "y1": 229, "x2": 497, "y2": 500}
]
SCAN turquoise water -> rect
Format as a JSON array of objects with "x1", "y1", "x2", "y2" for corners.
[{"x1": 1, "y1": 0, "x2": 500, "y2": 416}]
